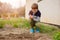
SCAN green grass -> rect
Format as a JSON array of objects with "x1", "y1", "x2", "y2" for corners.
[
  {"x1": 53, "y1": 32, "x2": 60, "y2": 40},
  {"x1": 40, "y1": 24, "x2": 57, "y2": 33},
  {"x1": 0, "y1": 18, "x2": 30, "y2": 28},
  {"x1": 0, "y1": 19, "x2": 6, "y2": 28},
  {"x1": 0, "y1": 18, "x2": 60, "y2": 40},
  {"x1": 36, "y1": 23, "x2": 60, "y2": 40}
]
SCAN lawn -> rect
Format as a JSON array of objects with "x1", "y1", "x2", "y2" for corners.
[{"x1": 0, "y1": 18, "x2": 60, "y2": 40}]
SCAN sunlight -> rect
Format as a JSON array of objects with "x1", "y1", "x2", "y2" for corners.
[{"x1": 0, "y1": 0, "x2": 26, "y2": 8}]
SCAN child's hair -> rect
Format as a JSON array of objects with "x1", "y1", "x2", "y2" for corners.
[{"x1": 31, "y1": 3, "x2": 38, "y2": 9}]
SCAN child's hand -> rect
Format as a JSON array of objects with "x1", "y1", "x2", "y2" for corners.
[{"x1": 30, "y1": 15, "x2": 33, "y2": 19}]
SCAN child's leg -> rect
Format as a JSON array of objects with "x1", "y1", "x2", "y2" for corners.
[
  {"x1": 35, "y1": 26, "x2": 40, "y2": 32},
  {"x1": 30, "y1": 19, "x2": 36, "y2": 33},
  {"x1": 35, "y1": 22, "x2": 40, "y2": 32}
]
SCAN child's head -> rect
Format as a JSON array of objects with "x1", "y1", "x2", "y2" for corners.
[{"x1": 31, "y1": 3, "x2": 38, "y2": 13}]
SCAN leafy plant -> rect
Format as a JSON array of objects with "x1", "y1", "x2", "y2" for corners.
[
  {"x1": 53, "y1": 32, "x2": 60, "y2": 40},
  {"x1": 12, "y1": 23, "x2": 18, "y2": 28},
  {"x1": 37, "y1": 23, "x2": 57, "y2": 33},
  {"x1": 0, "y1": 21, "x2": 5, "y2": 28}
]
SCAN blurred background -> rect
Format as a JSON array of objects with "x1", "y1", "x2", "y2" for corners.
[
  {"x1": 0, "y1": 0, "x2": 60, "y2": 25},
  {"x1": 26, "y1": 0, "x2": 60, "y2": 25},
  {"x1": 0, "y1": 0, "x2": 26, "y2": 19}
]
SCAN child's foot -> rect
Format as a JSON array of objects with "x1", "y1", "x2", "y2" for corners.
[
  {"x1": 30, "y1": 28, "x2": 34, "y2": 33},
  {"x1": 36, "y1": 27, "x2": 40, "y2": 33}
]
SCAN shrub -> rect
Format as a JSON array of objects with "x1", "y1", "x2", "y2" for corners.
[
  {"x1": 12, "y1": 23, "x2": 19, "y2": 28},
  {"x1": 37, "y1": 24, "x2": 57, "y2": 33},
  {"x1": 0, "y1": 21, "x2": 5, "y2": 28},
  {"x1": 10, "y1": 18, "x2": 30, "y2": 28},
  {"x1": 53, "y1": 32, "x2": 60, "y2": 40}
]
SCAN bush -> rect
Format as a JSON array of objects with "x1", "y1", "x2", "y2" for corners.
[
  {"x1": 10, "y1": 18, "x2": 30, "y2": 28},
  {"x1": 0, "y1": 24, "x2": 4, "y2": 28},
  {"x1": 12, "y1": 23, "x2": 19, "y2": 28},
  {"x1": 37, "y1": 24, "x2": 57, "y2": 33},
  {"x1": 0, "y1": 21, "x2": 5, "y2": 28},
  {"x1": 22, "y1": 20, "x2": 30, "y2": 28},
  {"x1": 53, "y1": 32, "x2": 60, "y2": 40}
]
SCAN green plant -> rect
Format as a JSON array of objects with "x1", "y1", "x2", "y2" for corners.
[
  {"x1": 22, "y1": 20, "x2": 30, "y2": 28},
  {"x1": 37, "y1": 24, "x2": 57, "y2": 33},
  {"x1": 9, "y1": 18, "x2": 30, "y2": 28},
  {"x1": 53, "y1": 32, "x2": 60, "y2": 40},
  {"x1": 0, "y1": 21, "x2": 5, "y2": 28},
  {"x1": 12, "y1": 23, "x2": 19, "y2": 28}
]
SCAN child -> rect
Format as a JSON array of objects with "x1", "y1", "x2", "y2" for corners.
[{"x1": 29, "y1": 3, "x2": 41, "y2": 33}]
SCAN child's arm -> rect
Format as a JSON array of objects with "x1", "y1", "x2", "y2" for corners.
[
  {"x1": 38, "y1": 10, "x2": 41, "y2": 17},
  {"x1": 30, "y1": 15, "x2": 33, "y2": 19},
  {"x1": 29, "y1": 10, "x2": 33, "y2": 19}
]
